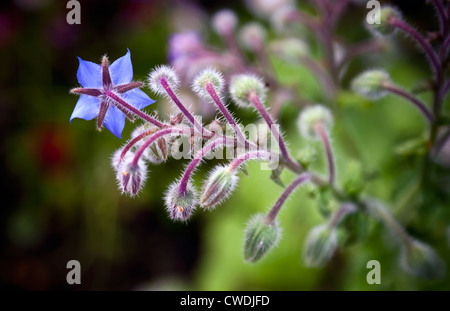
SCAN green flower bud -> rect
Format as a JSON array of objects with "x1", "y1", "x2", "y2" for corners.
[
  {"x1": 201, "y1": 165, "x2": 238, "y2": 208},
  {"x1": 351, "y1": 69, "x2": 391, "y2": 100},
  {"x1": 367, "y1": 6, "x2": 402, "y2": 37},
  {"x1": 244, "y1": 214, "x2": 280, "y2": 263},
  {"x1": 400, "y1": 240, "x2": 445, "y2": 279},
  {"x1": 297, "y1": 105, "x2": 333, "y2": 141},
  {"x1": 303, "y1": 224, "x2": 337, "y2": 267},
  {"x1": 229, "y1": 74, "x2": 267, "y2": 108},
  {"x1": 192, "y1": 68, "x2": 225, "y2": 98}
]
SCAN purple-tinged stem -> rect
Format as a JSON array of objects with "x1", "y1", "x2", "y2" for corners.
[
  {"x1": 366, "y1": 199, "x2": 413, "y2": 248},
  {"x1": 318, "y1": 27, "x2": 338, "y2": 84},
  {"x1": 179, "y1": 136, "x2": 236, "y2": 195},
  {"x1": 314, "y1": 122, "x2": 335, "y2": 186},
  {"x1": 328, "y1": 203, "x2": 357, "y2": 229},
  {"x1": 442, "y1": 36, "x2": 450, "y2": 59},
  {"x1": 105, "y1": 90, "x2": 165, "y2": 128},
  {"x1": 328, "y1": 0, "x2": 351, "y2": 28},
  {"x1": 431, "y1": 0, "x2": 449, "y2": 36},
  {"x1": 228, "y1": 150, "x2": 272, "y2": 171},
  {"x1": 248, "y1": 92, "x2": 303, "y2": 173},
  {"x1": 390, "y1": 18, "x2": 441, "y2": 75},
  {"x1": 222, "y1": 30, "x2": 246, "y2": 63},
  {"x1": 160, "y1": 77, "x2": 213, "y2": 137},
  {"x1": 382, "y1": 84, "x2": 434, "y2": 123},
  {"x1": 337, "y1": 40, "x2": 385, "y2": 72},
  {"x1": 442, "y1": 80, "x2": 450, "y2": 98},
  {"x1": 205, "y1": 83, "x2": 248, "y2": 145},
  {"x1": 119, "y1": 127, "x2": 195, "y2": 165},
  {"x1": 132, "y1": 127, "x2": 193, "y2": 166},
  {"x1": 312, "y1": 0, "x2": 330, "y2": 16},
  {"x1": 299, "y1": 56, "x2": 336, "y2": 98},
  {"x1": 285, "y1": 10, "x2": 320, "y2": 33},
  {"x1": 265, "y1": 173, "x2": 311, "y2": 224}
]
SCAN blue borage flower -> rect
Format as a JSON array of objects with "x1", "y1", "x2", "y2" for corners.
[{"x1": 70, "y1": 49, "x2": 156, "y2": 138}]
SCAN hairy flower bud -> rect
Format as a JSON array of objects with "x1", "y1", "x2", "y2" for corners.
[
  {"x1": 201, "y1": 166, "x2": 238, "y2": 208},
  {"x1": 164, "y1": 181, "x2": 199, "y2": 222},
  {"x1": 400, "y1": 240, "x2": 445, "y2": 279},
  {"x1": 303, "y1": 224, "x2": 337, "y2": 267},
  {"x1": 212, "y1": 9, "x2": 238, "y2": 35},
  {"x1": 351, "y1": 69, "x2": 391, "y2": 100},
  {"x1": 117, "y1": 160, "x2": 148, "y2": 196},
  {"x1": 297, "y1": 105, "x2": 333, "y2": 141},
  {"x1": 192, "y1": 68, "x2": 225, "y2": 98},
  {"x1": 229, "y1": 74, "x2": 267, "y2": 108},
  {"x1": 148, "y1": 65, "x2": 180, "y2": 95},
  {"x1": 244, "y1": 214, "x2": 281, "y2": 263},
  {"x1": 111, "y1": 148, "x2": 128, "y2": 172},
  {"x1": 367, "y1": 6, "x2": 402, "y2": 37}
]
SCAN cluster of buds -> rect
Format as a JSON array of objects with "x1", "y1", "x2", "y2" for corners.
[{"x1": 71, "y1": 0, "x2": 449, "y2": 281}]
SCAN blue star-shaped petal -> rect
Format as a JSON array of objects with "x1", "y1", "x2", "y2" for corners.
[{"x1": 70, "y1": 49, "x2": 156, "y2": 138}]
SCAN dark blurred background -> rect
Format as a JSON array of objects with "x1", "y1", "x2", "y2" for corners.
[{"x1": 0, "y1": 0, "x2": 449, "y2": 290}]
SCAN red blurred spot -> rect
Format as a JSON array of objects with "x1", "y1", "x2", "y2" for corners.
[{"x1": 33, "y1": 126, "x2": 73, "y2": 174}]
